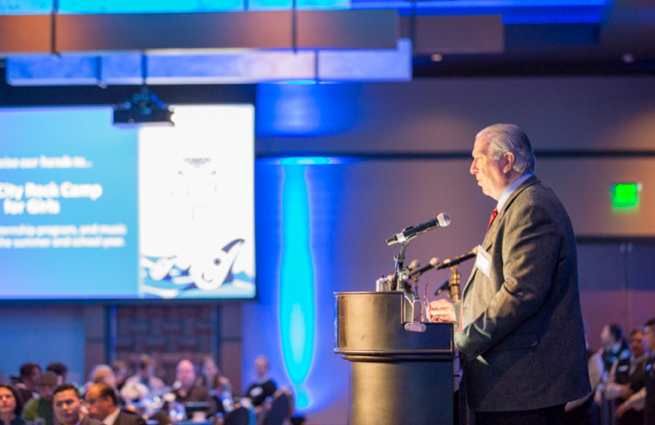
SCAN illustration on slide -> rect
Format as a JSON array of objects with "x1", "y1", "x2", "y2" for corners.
[{"x1": 140, "y1": 238, "x2": 252, "y2": 299}]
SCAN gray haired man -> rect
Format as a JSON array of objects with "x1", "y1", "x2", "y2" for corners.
[{"x1": 430, "y1": 124, "x2": 590, "y2": 425}]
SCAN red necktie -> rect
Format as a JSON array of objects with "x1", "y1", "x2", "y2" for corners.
[{"x1": 487, "y1": 207, "x2": 498, "y2": 231}]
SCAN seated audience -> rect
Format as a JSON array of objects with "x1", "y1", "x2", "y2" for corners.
[
  {"x1": 85, "y1": 384, "x2": 144, "y2": 425},
  {"x1": 92, "y1": 366, "x2": 117, "y2": 389},
  {"x1": 599, "y1": 324, "x2": 630, "y2": 381},
  {"x1": 52, "y1": 384, "x2": 102, "y2": 425},
  {"x1": 0, "y1": 384, "x2": 28, "y2": 425},
  {"x1": 45, "y1": 364, "x2": 68, "y2": 386},
  {"x1": 244, "y1": 357, "x2": 277, "y2": 409},
  {"x1": 121, "y1": 356, "x2": 165, "y2": 402},
  {"x1": 157, "y1": 360, "x2": 217, "y2": 420},
  {"x1": 22, "y1": 372, "x2": 57, "y2": 425},
  {"x1": 171, "y1": 360, "x2": 215, "y2": 414},
  {"x1": 596, "y1": 328, "x2": 649, "y2": 425},
  {"x1": 83, "y1": 366, "x2": 117, "y2": 397},
  {"x1": 110, "y1": 363, "x2": 128, "y2": 392},
  {"x1": 614, "y1": 318, "x2": 655, "y2": 424},
  {"x1": 14, "y1": 364, "x2": 41, "y2": 404},
  {"x1": 199, "y1": 358, "x2": 232, "y2": 410}
]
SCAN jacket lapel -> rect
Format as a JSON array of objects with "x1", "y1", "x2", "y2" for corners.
[
  {"x1": 462, "y1": 175, "x2": 540, "y2": 300},
  {"x1": 483, "y1": 175, "x2": 539, "y2": 250},
  {"x1": 462, "y1": 267, "x2": 477, "y2": 300}
]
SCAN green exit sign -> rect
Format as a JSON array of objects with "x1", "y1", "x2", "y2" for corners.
[{"x1": 612, "y1": 182, "x2": 642, "y2": 209}]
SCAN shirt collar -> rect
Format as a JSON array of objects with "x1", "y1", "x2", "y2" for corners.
[
  {"x1": 102, "y1": 408, "x2": 121, "y2": 425},
  {"x1": 256, "y1": 375, "x2": 270, "y2": 385},
  {"x1": 497, "y1": 172, "x2": 534, "y2": 212}
]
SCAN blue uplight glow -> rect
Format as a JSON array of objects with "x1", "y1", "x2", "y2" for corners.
[
  {"x1": 296, "y1": 390, "x2": 310, "y2": 409},
  {"x1": 0, "y1": 0, "x2": 51, "y2": 14},
  {"x1": 58, "y1": 0, "x2": 243, "y2": 13},
  {"x1": 258, "y1": 157, "x2": 362, "y2": 165},
  {"x1": 279, "y1": 164, "x2": 315, "y2": 410},
  {"x1": 256, "y1": 83, "x2": 362, "y2": 137},
  {"x1": 0, "y1": 0, "x2": 606, "y2": 20},
  {"x1": 279, "y1": 157, "x2": 332, "y2": 165}
]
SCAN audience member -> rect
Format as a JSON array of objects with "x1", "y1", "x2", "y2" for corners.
[
  {"x1": 110, "y1": 363, "x2": 128, "y2": 392},
  {"x1": 91, "y1": 366, "x2": 116, "y2": 389},
  {"x1": 164, "y1": 360, "x2": 216, "y2": 419},
  {"x1": 83, "y1": 366, "x2": 117, "y2": 397},
  {"x1": 596, "y1": 328, "x2": 649, "y2": 425},
  {"x1": 599, "y1": 324, "x2": 630, "y2": 380},
  {"x1": 199, "y1": 358, "x2": 232, "y2": 405},
  {"x1": 614, "y1": 318, "x2": 655, "y2": 425},
  {"x1": 14, "y1": 364, "x2": 41, "y2": 404},
  {"x1": 565, "y1": 332, "x2": 604, "y2": 425},
  {"x1": 121, "y1": 356, "x2": 165, "y2": 402},
  {"x1": 0, "y1": 384, "x2": 28, "y2": 425},
  {"x1": 171, "y1": 360, "x2": 212, "y2": 405},
  {"x1": 85, "y1": 384, "x2": 144, "y2": 425},
  {"x1": 22, "y1": 371, "x2": 57, "y2": 425},
  {"x1": 52, "y1": 385, "x2": 101, "y2": 425},
  {"x1": 244, "y1": 357, "x2": 276, "y2": 409},
  {"x1": 45, "y1": 365, "x2": 68, "y2": 387}
]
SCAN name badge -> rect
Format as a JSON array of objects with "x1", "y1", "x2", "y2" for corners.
[{"x1": 476, "y1": 245, "x2": 492, "y2": 278}]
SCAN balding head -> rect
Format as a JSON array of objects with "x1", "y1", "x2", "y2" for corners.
[
  {"x1": 176, "y1": 360, "x2": 196, "y2": 390},
  {"x1": 85, "y1": 383, "x2": 118, "y2": 421},
  {"x1": 255, "y1": 357, "x2": 269, "y2": 379}
]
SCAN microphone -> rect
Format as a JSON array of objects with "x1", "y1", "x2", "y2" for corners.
[
  {"x1": 386, "y1": 213, "x2": 451, "y2": 246},
  {"x1": 407, "y1": 259, "x2": 421, "y2": 272},
  {"x1": 436, "y1": 247, "x2": 478, "y2": 270},
  {"x1": 408, "y1": 257, "x2": 439, "y2": 279},
  {"x1": 408, "y1": 247, "x2": 477, "y2": 279}
]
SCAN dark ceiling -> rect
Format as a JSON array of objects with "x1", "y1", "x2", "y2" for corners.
[
  {"x1": 414, "y1": 0, "x2": 655, "y2": 76},
  {"x1": 0, "y1": 0, "x2": 653, "y2": 107}
]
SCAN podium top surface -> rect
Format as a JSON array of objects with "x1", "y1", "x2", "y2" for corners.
[{"x1": 334, "y1": 291, "x2": 453, "y2": 357}]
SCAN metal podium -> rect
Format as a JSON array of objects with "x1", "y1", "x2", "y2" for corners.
[{"x1": 335, "y1": 291, "x2": 454, "y2": 425}]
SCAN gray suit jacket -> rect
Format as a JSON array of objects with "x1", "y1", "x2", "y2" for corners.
[
  {"x1": 454, "y1": 175, "x2": 590, "y2": 412},
  {"x1": 80, "y1": 416, "x2": 103, "y2": 425},
  {"x1": 112, "y1": 411, "x2": 145, "y2": 425}
]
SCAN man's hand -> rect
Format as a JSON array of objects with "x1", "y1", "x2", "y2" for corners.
[
  {"x1": 615, "y1": 403, "x2": 629, "y2": 419},
  {"x1": 594, "y1": 390, "x2": 602, "y2": 406},
  {"x1": 428, "y1": 299, "x2": 456, "y2": 323},
  {"x1": 619, "y1": 384, "x2": 633, "y2": 400}
]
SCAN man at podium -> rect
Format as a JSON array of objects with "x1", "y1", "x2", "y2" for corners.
[{"x1": 429, "y1": 124, "x2": 590, "y2": 425}]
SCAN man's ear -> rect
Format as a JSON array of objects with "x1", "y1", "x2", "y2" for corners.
[{"x1": 503, "y1": 152, "x2": 515, "y2": 173}]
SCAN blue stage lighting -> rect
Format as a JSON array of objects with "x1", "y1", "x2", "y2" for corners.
[
  {"x1": 279, "y1": 157, "x2": 331, "y2": 165},
  {"x1": 280, "y1": 164, "x2": 315, "y2": 409},
  {"x1": 58, "y1": 0, "x2": 242, "y2": 13},
  {"x1": 256, "y1": 83, "x2": 361, "y2": 137}
]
